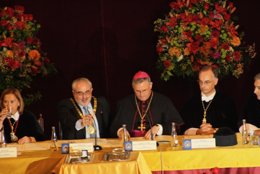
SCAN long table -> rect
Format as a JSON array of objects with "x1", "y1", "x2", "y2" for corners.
[{"x1": 1, "y1": 135, "x2": 260, "y2": 174}]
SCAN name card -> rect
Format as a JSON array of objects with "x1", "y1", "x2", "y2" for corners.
[
  {"x1": 131, "y1": 141, "x2": 157, "y2": 151},
  {"x1": 69, "y1": 143, "x2": 94, "y2": 153},
  {"x1": 183, "y1": 138, "x2": 216, "y2": 150},
  {"x1": 0, "y1": 147, "x2": 17, "y2": 158}
]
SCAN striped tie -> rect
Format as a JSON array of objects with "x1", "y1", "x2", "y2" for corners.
[
  {"x1": 83, "y1": 106, "x2": 89, "y2": 115},
  {"x1": 83, "y1": 106, "x2": 95, "y2": 138}
]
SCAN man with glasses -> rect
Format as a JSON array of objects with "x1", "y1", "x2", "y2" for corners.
[
  {"x1": 110, "y1": 71, "x2": 183, "y2": 139},
  {"x1": 181, "y1": 65, "x2": 238, "y2": 135},
  {"x1": 57, "y1": 77, "x2": 110, "y2": 139}
]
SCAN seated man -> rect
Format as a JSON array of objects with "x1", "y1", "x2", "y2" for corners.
[
  {"x1": 57, "y1": 77, "x2": 110, "y2": 139},
  {"x1": 181, "y1": 65, "x2": 238, "y2": 135},
  {"x1": 110, "y1": 71, "x2": 183, "y2": 139},
  {"x1": 239, "y1": 73, "x2": 260, "y2": 135}
]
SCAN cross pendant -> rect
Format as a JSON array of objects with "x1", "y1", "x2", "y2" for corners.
[{"x1": 138, "y1": 122, "x2": 146, "y2": 131}]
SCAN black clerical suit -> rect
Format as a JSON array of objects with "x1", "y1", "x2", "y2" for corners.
[
  {"x1": 58, "y1": 97, "x2": 110, "y2": 139},
  {"x1": 3, "y1": 110, "x2": 45, "y2": 143},
  {"x1": 181, "y1": 91, "x2": 238, "y2": 133},
  {"x1": 110, "y1": 92, "x2": 183, "y2": 137},
  {"x1": 243, "y1": 94, "x2": 260, "y2": 127}
]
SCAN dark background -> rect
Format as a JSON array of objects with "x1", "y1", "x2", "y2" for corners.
[{"x1": 1, "y1": 0, "x2": 259, "y2": 137}]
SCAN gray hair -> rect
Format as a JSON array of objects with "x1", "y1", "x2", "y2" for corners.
[
  {"x1": 132, "y1": 77, "x2": 152, "y2": 85},
  {"x1": 198, "y1": 65, "x2": 218, "y2": 78},
  {"x1": 72, "y1": 77, "x2": 92, "y2": 90},
  {"x1": 254, "y1": 73, "x2": 260, "y2": 81}
]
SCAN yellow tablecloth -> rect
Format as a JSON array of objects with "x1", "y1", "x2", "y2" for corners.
[
  {"x1": 59, "y1": 151, "x2": 151, "y2": 174},
  {"x1": 142, "y1": 134, "x2": 260, "y2": 171},
  {"x1": 1, "y1": 134, "x2": 260, "y2": 174},
  {"x1": 0, "y1": 150, "x2": 65, "y2": 174}
]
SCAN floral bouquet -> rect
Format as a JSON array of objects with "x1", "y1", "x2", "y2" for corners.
[
  {"x1": 154, "y1": 0, "x2": 256, "y2": 81},
  {"x1": 0, "y1": 6, "x2": 55, "y2": 93}
]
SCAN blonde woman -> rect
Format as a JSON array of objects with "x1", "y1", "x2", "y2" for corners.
[{"x1": 0, "y1": 88, "x2": 44, "y2": 144}]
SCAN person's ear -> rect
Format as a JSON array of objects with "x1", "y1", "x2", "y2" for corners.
[
  {"x1": 150, "y1": 82, "x2": 153, "y2": 89},
  {"x1": 214, "y1": 77, "x2": 218, "y2": 85}
]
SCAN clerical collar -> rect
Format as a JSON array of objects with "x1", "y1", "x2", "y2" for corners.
[
  {"x1": 201, "y1": 90, "x2": 216, "y2": 102},
  {"x1": 11, "y1": 111, "x2": 20, "y2": 121}
]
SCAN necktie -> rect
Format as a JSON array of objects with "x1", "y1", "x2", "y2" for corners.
[
  {"x1": 83, "y1": 106, "x2": 89, "y2": 115},
  {"x1": 83, "y1": 106, "x2": 95, "y2": 138}
]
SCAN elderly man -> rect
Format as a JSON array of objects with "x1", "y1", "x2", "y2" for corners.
[
  {"x1": 58, "y1": 77, "x2": 110, "y2": 139},
  {"x1": 181, "y1": 65, "x2": 238, "y2": 135},
  {"x1": 110, "y1": 71, "x2": 183, "y2": 139},
  {"x1": 240, "y1": 73, "x2": 260, "y2": 135}
]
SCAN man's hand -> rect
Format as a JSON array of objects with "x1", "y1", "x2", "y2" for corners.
[
  {"x1": 18, "y1": 136, "x2": 36, "y2": 144},
  {"x1": 118, "y1": 128, "x2": 130, "y2": 140},
  {"x1": 81, "y1": 115, "x2": 93, "y2": 127},
  {"x1": 254, "y1": 130, "x2": 260, "y2": 136},
  {"x1": 196, "y1": 123, "x2": 216, "y2": 135},
  {"x1": 144, "y1": 125, "x2": 159, "y2": 140}
]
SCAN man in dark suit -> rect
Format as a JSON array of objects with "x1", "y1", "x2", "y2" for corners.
[
  {"x1": 239, "y1": 73, "x2": 260, "y2": 135},
  {"x1": 58, "y1": 77, "x2": 110, "y2": 139},
  {"x1": 110, "y1": 71, "x2": 183, "y2": 139},
  {"x1": 181, "y1": 65, "x2": 238, "y2": 135}
]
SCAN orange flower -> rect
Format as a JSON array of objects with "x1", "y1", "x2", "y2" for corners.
[
  {"x1": 199, "y1": 25, "x2": 208, "y2": 34},
  {"x1": 200, "y1": 42, "x2": 211, "y2": 56},
  {"x1": 184, "y1": 47, "x2": 190, "y2": 56},
  {"x1": 6, "y1": 50, "x2": 14, "y2": 58},
  {"x1": 230, "y1": 36, "x2": 241, "y2": 46},
  {"x1": 28, "y1": 50, "x2": 41, "y2": 60},
  {"x1": 168, "y1": 47, "x2": 181, "y2": 57}
]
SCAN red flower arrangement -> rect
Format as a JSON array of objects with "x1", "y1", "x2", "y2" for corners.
[
  {"x1": 154, "y1": 0, "x2": 256, "y2": 81},
  {"x1": 0, "y1": 6, "x2": 55, "y2": 93}
]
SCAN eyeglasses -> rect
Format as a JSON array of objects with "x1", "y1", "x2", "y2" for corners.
[
  {"x1": 198, "y1": 80, "x2": 213, "y2": 86},
  {"x1": 73, "y1": 89, "x2": 92, "y2": 96}
]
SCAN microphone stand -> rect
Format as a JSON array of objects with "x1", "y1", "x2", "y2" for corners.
[
  {"x1": 87, "y1": 107, "x2": 102, "y2": 151},
  {"x1": 93, "y1": 119, "x2": 102, "y2": 151}
]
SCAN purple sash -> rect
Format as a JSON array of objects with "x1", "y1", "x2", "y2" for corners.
[{"x1": 130, "y1": 129, "x2": 146, "y2": 137}]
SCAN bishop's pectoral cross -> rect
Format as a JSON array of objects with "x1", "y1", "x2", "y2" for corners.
[{"x1": 138, "y1": 120, "x2": 146, "y2": 131}]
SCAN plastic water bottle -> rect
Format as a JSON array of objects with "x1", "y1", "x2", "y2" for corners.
[
  {"x1": 122, "y1": 124, "x2": 128, "y2": 142},
  {"x1": 38, "y1": 113, "x2": 44, "y2": 132},
  {"x1": 171, "y1": 122, "x2": 178, "y2": 147},
  {"x1": 0, "y1": 127, "x2": 6, "y2": 147},
  {"x1": 242, "y1": 119, "x2": 249, "y2": 144},
  {"x1": 51, "y1": 126, "x2": 57, "y2": 142},
  {"x1": 51, "y1": 126, "x2": 58, "y2": 150}
]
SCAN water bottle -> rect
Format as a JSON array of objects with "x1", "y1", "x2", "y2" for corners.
[
  {"x1": 0, "y1": 127, "x2": 6, "y2": 148},
  {"x1": 51, "y1": 126, "x2": 57, "y2": 142},
  {"x1": 242, "y1": 119, "x2": 249, "y2": 144},
  {"x1": 171, "y1": 122, "x2": 178, "y2": 147},
  {"x1": 122, "y1": 124, "x2": 128, "y2": 142},
  {"x1": 51, "y1": 126, "x2": 58, "y2": 150},
  {"x1": 38, "y1": 113, "x2": 44, "y2": 132}
]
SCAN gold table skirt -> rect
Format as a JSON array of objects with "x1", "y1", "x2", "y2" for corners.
[{"x1": 0, "y1": 134, "x2": 260, "y2": 174}]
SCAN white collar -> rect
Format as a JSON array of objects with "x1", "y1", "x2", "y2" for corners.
[
  {"x1": 201, "y1": 90, "x2": 216, "y2": 102},
  {"x1": 11, "y1": 111, "x2": 20, "y2": 121}
]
